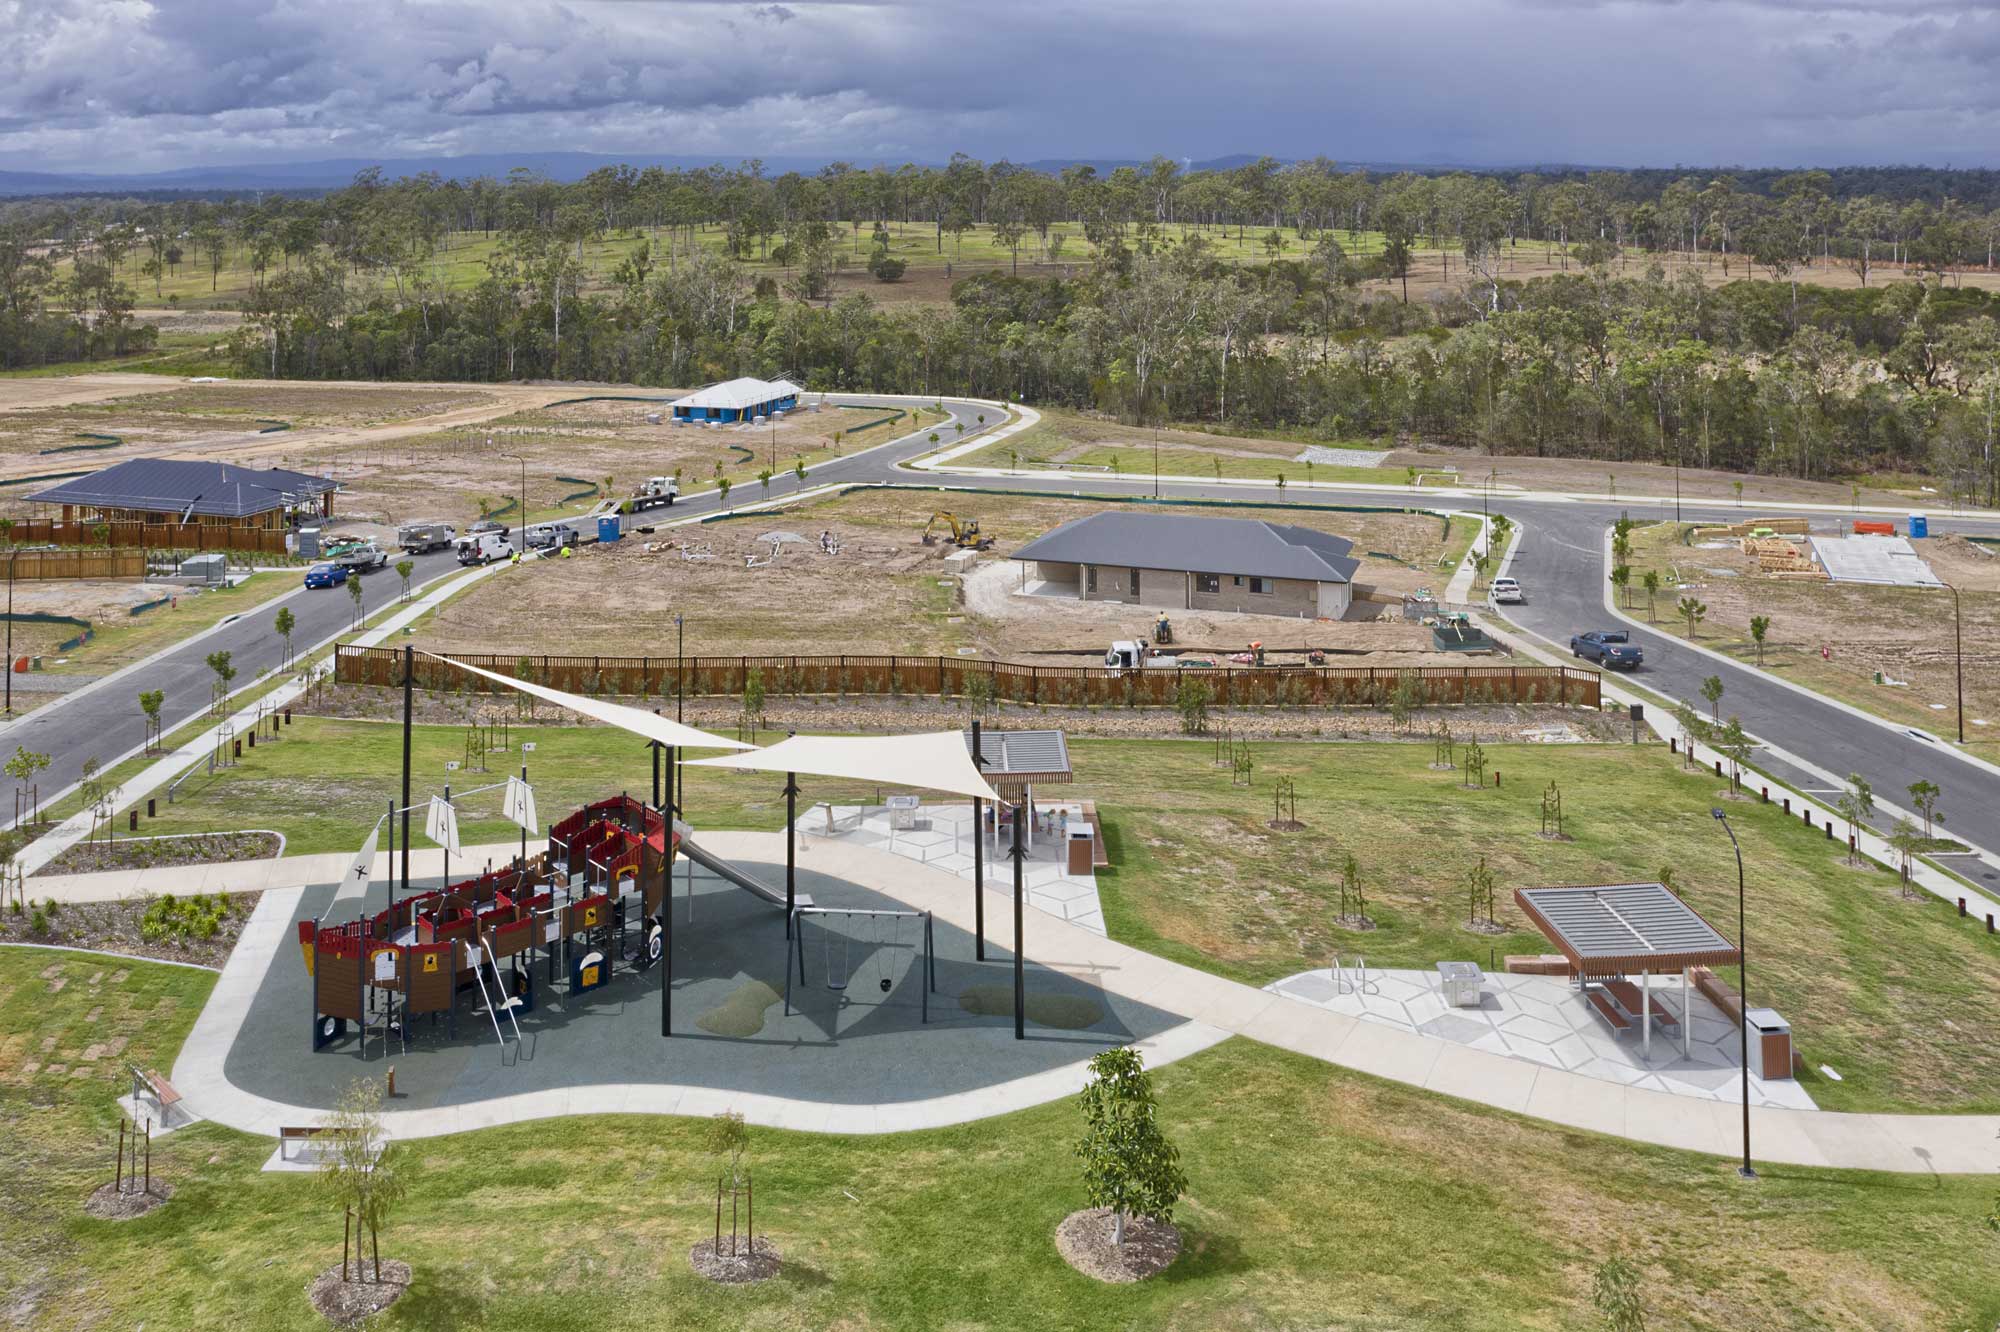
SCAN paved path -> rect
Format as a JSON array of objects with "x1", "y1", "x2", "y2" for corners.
[{"x1": 162, "y1": 833, "x2": 1999, "y2": 1173}]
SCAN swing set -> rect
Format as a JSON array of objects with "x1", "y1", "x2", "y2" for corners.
[{"x1": 783, "y1": 906, "x2": 937, "y2": 1026}]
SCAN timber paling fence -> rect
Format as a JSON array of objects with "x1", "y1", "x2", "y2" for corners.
[
  {"x1": 0, "y1": 520, "x2": 288, "y2": 556},
  {"x1": 335, "y1": 645, "x2": 1601, "y2": 711}
]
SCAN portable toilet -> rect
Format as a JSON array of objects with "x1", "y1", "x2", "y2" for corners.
[
  {"x1": 1908, "y1": 513, "x2": 1929, "y2": 539},
  {"x1": 297, "y1": 526, "x2": 322, "y2": 558},
  {"x1": 597, "y1": 515, "x2": 622, "y2": 544}
]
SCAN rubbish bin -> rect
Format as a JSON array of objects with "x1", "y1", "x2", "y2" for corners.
[
  {"x1": 1066, "y1": 824, "x2": 1094, "y2": 876},
  {"x1": 1908, "y1": 513, "x2": 1929, "y2": 539},
  {"x1": 1743, "y1": 1007, "x2": 1793, "y2": 1080}
]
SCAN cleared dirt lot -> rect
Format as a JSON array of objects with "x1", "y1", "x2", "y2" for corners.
[
  {"x1": 1626, "y1": 522, "x2": 2000, "y2": 750},
  {"x1": 412, "y1": 489, "x2": 1479, "y2": 665}
]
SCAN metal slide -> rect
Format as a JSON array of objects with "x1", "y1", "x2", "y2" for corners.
[{"x1": 675, "y1": 831, "x2": 792, "y2": 907}]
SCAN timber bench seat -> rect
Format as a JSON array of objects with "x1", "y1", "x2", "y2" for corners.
[
  {"x1": 1583, "y1": 988, "x2": 1632, "y2": 1032},
  {"x1": 130, "y1": 1067, "x2": 185, "y2": 1125},
  {"x1": 1603, "y1": 979, "x2": 1680, "y2": 1030},
  {"x1": 278, "y1": 1124, "x2": 360, "y2": 1162}
]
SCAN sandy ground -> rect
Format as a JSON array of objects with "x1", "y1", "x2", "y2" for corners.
[
  {"x1": 415, "y1": 489, "x2": 1471, "y2": 665},
  {"x1": 0, "y1": 373, "x2": 190, "y2": 414},
  {"x1": 1628, "y1": 523, "x2": 2000, "y2": 741}
]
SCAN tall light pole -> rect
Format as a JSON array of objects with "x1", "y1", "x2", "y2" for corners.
[
  {"x1": 1152, "y1": 420, "x2": 1160, "y2": 499},
  {"x1": 1711, "y1": 808, "x2": 1755, "y2": 1180},
  {"x1": 1944, "y1": 584, "x2": 1960, "y2": 740},
  {"x1": 499, "y1": 453, "x2": 526, "y2": 533}
]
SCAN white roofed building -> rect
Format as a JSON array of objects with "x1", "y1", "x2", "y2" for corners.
[{"x1": 670, "y1": 377, "x2": 802, "y2": 423}]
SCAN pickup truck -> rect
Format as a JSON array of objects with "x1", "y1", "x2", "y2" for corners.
[{"x1": 1570, "y1": 630, "x2": 1643, "y2": 669}]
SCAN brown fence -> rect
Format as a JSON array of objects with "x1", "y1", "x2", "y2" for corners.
[
  {"x1": 1, "y1": 520, "x2": 287, "y2": 555},
  {"x1": 335, "y1": 645, "x2": 1601, "y2": 711},
  {"x1": 4, "y1": 548, "x2": 147, "y2": 580}
]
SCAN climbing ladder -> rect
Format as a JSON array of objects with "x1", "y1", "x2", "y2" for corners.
[{"x1": 467, "y1": 931, "x2": 523, "y2": 1051}]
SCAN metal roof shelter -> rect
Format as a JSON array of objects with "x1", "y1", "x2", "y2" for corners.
[
  {"x1": 964, "y1": 727, "x2": 1072, "y2": 788},
  {"x1": 1515, "y1": 883, "x2": 1739, "y2": 976},
  {"x1": 27, "y1": 458, "x2": 336, "y2": 521},
  {"x1": 1515, "y1": 882, "x2": 1742, "y2": 1058},
  {"x1": 1011, "y1": 511, "x2": 1360, "y2": 584}
]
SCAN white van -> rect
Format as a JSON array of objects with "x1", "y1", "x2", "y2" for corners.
[{"x1": 454, "y1": 530, "x2": 514, "y2": 565}]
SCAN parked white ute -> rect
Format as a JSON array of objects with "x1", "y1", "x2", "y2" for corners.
[{"x1": 1489, "y1": 577, "x2": 1524, "y2": 604}]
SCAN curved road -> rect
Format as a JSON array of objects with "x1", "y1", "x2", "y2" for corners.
[{"x1": 14, "y1": 392, "x2": 2000, "y2": 875}]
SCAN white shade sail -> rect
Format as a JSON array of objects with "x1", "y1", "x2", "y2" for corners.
[
  {"x1": 421, "y1": 652, "x2": 752, "y2": 751},
  {"x1": 688, "y1": 731, "x2": 1007, "y2": 803}
]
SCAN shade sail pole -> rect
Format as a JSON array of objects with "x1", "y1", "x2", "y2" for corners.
[
  {"x1": 1011, "y1": 803, "x2": 1025, "y2": 1041},
  {"x1": 400, "y1": 645, "x2": 414, "y2": 898},
  {"x1": 784, "y1": 772, "x2": 798, "y2": 935},
  {"x1": 971, "y1": 719, "x2": 986, "y2": 961}
]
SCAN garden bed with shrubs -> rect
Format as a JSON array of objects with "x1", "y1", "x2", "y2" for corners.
[
  {"x1": 1, "y1": 888, "x2": 258, "y2": 967},
  {"x1": 33, "y1": 831, "x2": 280, "y2": 877}
]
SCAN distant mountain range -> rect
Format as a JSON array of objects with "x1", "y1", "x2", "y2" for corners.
[{"x1": 0, "y1": 150, "x2": 1517, "y2": 198}]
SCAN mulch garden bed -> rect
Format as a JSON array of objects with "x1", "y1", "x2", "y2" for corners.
[
  {"x1": 0, "y1": 889, "x2": 258, "y2": 968},
  {"x1": 1055, "y1": 1207, "x2": 1181, "y2": 1283},
  {"x1": 309, "y1": 1260, "x2": 411, "y2": 1326},
  {"x1": 689, "y1": 1236, "x2": 782, "y2": 1284},
  {"x1": 36, "y1": 831, "x2": 280, "y2": 877},
  {"x1": 84, "y1": 1180, "x2": 173, "y2": 1220}
]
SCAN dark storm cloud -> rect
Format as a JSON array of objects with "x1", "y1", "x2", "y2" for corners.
[{"x1": 3, "y1": 0, "x2": 1999, "y2": 172}]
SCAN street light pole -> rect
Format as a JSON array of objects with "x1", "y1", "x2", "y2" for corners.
[
  {"x1": 1712, "y1": 808, "x2": 1755, "y2": 1180},
  {"x1": 500, "y1": 453, "x2": 526, "y2": 534},
  {"x1": 1152, "y1": 421, "x2": 1160, "y2": 499},
  {"x1": 1944, "y1": 584, "x2": 1960, "y2": 740}
]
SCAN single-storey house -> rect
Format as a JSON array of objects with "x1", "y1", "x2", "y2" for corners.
[
  {"x1": 670, "y1": 377, "x2": 801, "y2": 423},
  {"x1": 1011, "y1": 511, "x2": 1359, "y2": 618},
  {"x1": 26, "y1": 458, "x2": 338, "y2": 531}
]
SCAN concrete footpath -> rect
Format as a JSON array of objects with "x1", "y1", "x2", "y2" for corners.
[{"x1": 160, "y1": 832, "x2": 2000, "y2": 1173}]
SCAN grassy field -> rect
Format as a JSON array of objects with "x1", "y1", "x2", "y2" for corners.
[
  {"x1": 122, "y1": 719, "x2": 2000, "y2": 1113},
  {"x1": 1621, "y1": 521, "x2": 2000, "y2": 760},
  {"x1": 38, "y1": 574, "x2": 296, "y2": 678},
  {"x1": 4, "y1": 946, "x2": 1997, "y2": 1331}
]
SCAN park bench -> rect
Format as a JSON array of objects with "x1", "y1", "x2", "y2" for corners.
[
  {"x1": 278, "y1": 1124, "x2": 360, "y2": 1163},
  {"x1": 129, "y1": 1067, "x2": 185, "y2": 1127},
  {"x1": 1583, "y1": 988, "x2": 1631, "y2": 1032}
]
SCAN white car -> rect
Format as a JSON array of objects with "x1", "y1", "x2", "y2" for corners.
[{"x1": 1489, "y1": 577, "x2": 1524, "y2": 604}]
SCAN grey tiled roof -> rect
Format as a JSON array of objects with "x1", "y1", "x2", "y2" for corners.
[
  {"x1": 1010, "y1": 511, "x2": 1358, "y2": 584},
  {"x1": 27, "y1": 458, "x2": 335, "y2": 519}
]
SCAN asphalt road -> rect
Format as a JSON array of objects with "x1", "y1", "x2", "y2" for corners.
[{"x1": 14, "y1": 393, "x2": 2000, "y2": 876}]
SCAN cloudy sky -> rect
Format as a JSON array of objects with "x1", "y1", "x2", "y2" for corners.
[{"x1": 4, "y1": 0, "x2": 2000, "y2": 174}]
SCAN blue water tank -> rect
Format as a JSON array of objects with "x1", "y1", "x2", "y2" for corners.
[
  {"x1": 1908, "y1": 513, "x2": 1928, "y2": 539},
  {"x1": 597, "y1": 515, "x2": 622, "y2": 543}
]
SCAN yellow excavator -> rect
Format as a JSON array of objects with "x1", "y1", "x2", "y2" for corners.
[{"x1": 921, "y1": 512, "x2": 993, "y2": 550}]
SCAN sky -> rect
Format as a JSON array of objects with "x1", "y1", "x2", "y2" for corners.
[{"x1": 4, "y1": 0, "x2": 2000, "y2": 174}]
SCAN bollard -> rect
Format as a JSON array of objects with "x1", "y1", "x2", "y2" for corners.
[
  {"x1": 1804, "y1": 809, "x2": 1811, "y2": 827},
  {"x1": 1714, "y1": 759, "x2": 1723, "y2": 777},
  {"x1": 1989, "y1": 914, "x2": 1995, "y2": 935},
  {"x1": 284, "y1": 708, "x2": 292, "y2": 726},
  {"x1": 1783, "y1": 797, "x2": 1791, "y2": 814},
  {"x1": 247, "y1": 730, "x2": 255, "y2": 749},
  {"x1": 128, "y1": 809, "x2": 137, "y2": 832},
  {"x1": 1959, "y1": 898, "x2": 1966, "y2": 917},
  {"x1": 387, "y1": 1065, "x2": 396, "y2": 1097},
  {"x1": 1670, "y1": 736, "x2": 1677, "y2": 754},
  {"x1": 1825, "y1": 822, "x2": 1833, "y2": 841},
  {"x1": 1760, "y1": 786, "x2": 1769, "y2": 802},
  {"x1": 233, "y1": 738, "x2": 242, "y2": 759},
  {"x1": 1494, "y1": 771, "x2": 1501, "y2": 788},
  {"x1": 146, "y1": 798, "x2": 155, "y2": 818}
]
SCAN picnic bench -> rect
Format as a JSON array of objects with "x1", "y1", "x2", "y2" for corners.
[
  {"x1": 129, "y1": 1067, "x2": 184, "y2": 1127},
  {"x1": 1604, "y1": 979, "x2": 1680, "y2": 1030},
  {"x1": 1583, "y1": 988, "x2": 1631, "y2": 1032}
]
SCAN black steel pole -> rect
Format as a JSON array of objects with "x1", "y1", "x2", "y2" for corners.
[
  {"x1": 1011, "y1": 803, "x2": 1024, "y2": 1040},
  {"x1": 5, "y1": 550, "x2": 14, "y2": 715},
  {"x1": 519, "y1": 763, "x2": 528, "y2": 867},
  {"x1": 676, "y1": 616, "x2": 685, "y2": 724},
  {"x1": 662, "y1": 831, "x2": 673, "y2": 1038},
  {"x1": 1714, "y1": 809, "x2": 1755, "y2": 1180},
  {"x1": 784, "y1": 772, "x2": 798, "y2": 935},
  {"x1": 651, "y1": 741, "x2": 661, "y2": 809},
  {"x1": 1952, "y1": 585, "x2": 1964, "y2": 744},
  {"x1": 971, "y1": 719, "x2": 986, "y2": 960},
  {"x1": 400, "y1": 644, "x2": 414, "y2": 897},
  {"x1": 667, "y1": 745, "x2": 677, "y2": 822}
]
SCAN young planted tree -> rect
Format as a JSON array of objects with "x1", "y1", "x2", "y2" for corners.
[
  {"x1": 741, "y1": 668, "x2": 766, "y2": 737},
  {"x1": 137, "y1": 689, "x2": 165, "y2": 753},
  {"x1": 395, "y1": 559, "x2": 414, "y2": 603},
  {"x1": 1173, "y1": 675, "x2": 1210, "y2": 735},
  {"x1": 1886, "y1": 816, "x2": 1924, "y2": 898},
  {"x1": 347, "y1": 571, "x2": 364, "y2": 628},
  {"x1": 204, "y1": 649, "x2": 237, "y2": 714},
  {"x1": 757, "y1": 467, "x2": 773, "y2": 500},
  {"x1": 274, "y1": 605, "x2": 296, "y2": 669},
  {"x1": 1748, "y1": 615, "x2": 1771, "y2": 666},
  {"x1": 1677, "y1": 595, "x2": 1707, "y2": 638},
  {"x1": 1610, "y1": 563, "x2": 1632, "y2": 607},
  {"x1": 1671, "y1": 698, "x2": 1705, "y2": 768},
  {"x1": 1593, "y1": 1255, "x2": 1647, "y2": 1332},
  {"x1": 792, "y1": 457, "x2": 807, "y2": 487},
  {"x1": 1389, "y1": 670, "x2": 1423, "y2": 731},
  {"x1": 1466, "y1": 855, "x2": 1498, "y2": 927},
  {"x1": 716, "y1": 477, "x2": 732, "y2": 507},
  {"x1": 315, "y1": 1078, "x2": 406, "y2": 1285},
  {"x1": 1337, "y1": 851, "x2": 1367, "y2": 923},
  {"x1": 1700, "y1": 674, "x2": 1725, "y2": 724},
  {"x1": 1462, "y1": 739, "x2": 1487, "y2": 788},
  {"x1": 1907, "y1": 779, "x2": 1943, "y2": 839},
  {"x1": 1835, "y1": 772, "x2": 1874, "y2": 865},
  {"x1": 1074, "y1": 1047, "x2": 1187, "y2": 1248},
  {"x1": 6, "y1": 746, "x2": 50, "y2": 824},
  {"x1": 1715, "y1": 717, "x2": 1751, "y2": 793},
  {"x1": 1640, "y1": 569, "x2": 1661, "y2": 620}
]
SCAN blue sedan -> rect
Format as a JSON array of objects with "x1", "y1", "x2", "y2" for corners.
[{"x1": 303, "y1": 562, "x2": 349, "y2": 589}]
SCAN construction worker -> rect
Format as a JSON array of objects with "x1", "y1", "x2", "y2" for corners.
[
  {"x1": 560, "y1": 544, "x2": 573, "y2": 559},
  {"x1": 510, "y1": 548, "x2": 521, "y2": 567}
]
